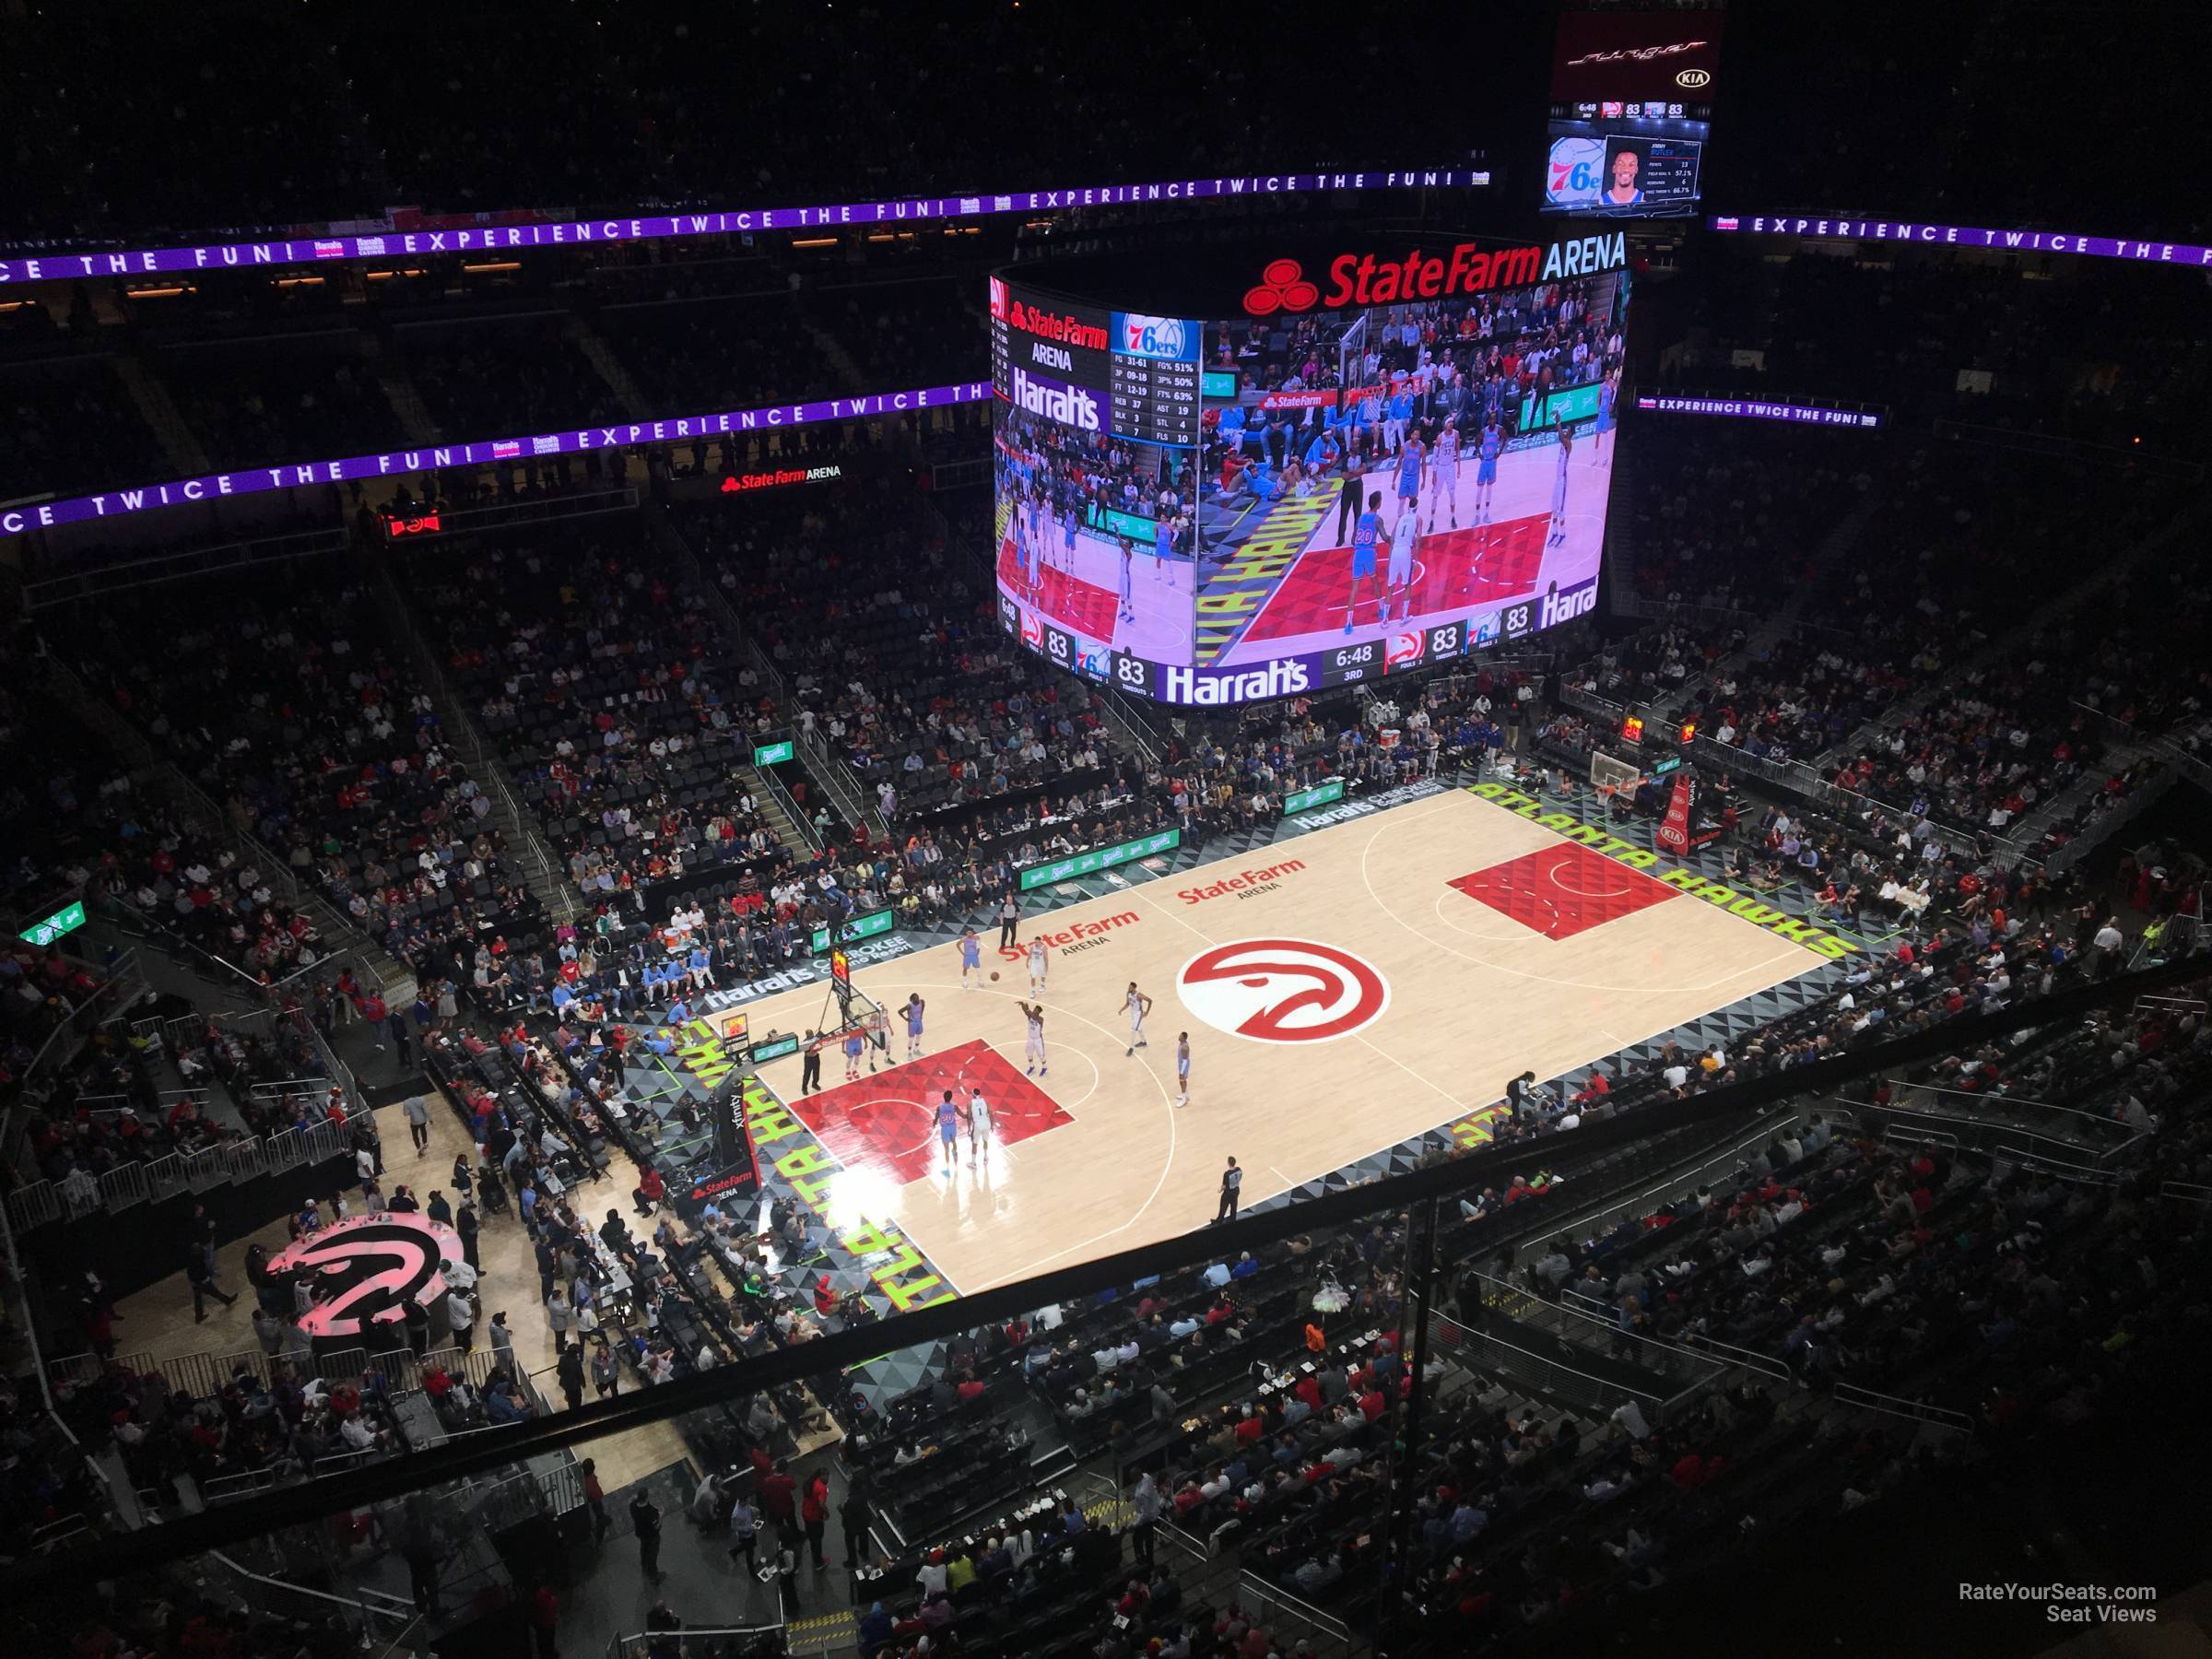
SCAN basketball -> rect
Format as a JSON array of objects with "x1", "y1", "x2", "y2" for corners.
[{"x1": 990, "y1": 971, "x2": 1000, "y2": 982}]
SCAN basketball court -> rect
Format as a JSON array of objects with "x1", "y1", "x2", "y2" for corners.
[{"x1": 715, "y1": 784, "x2": 1828, "y2": 1299}]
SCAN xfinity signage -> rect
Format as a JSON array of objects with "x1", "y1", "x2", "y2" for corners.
[{"x1": 1007, "y1": 367, "x2": 1101, "y2": 430}]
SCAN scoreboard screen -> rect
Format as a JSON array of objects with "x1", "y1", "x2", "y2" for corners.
[{"x1": 991, "y1": 232, "x2": 1633, "y2": 705}]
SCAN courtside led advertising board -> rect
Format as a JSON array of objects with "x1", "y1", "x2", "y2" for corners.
[{"x1": 992, "y1": 232, "x2": 1630, "y2": 704}]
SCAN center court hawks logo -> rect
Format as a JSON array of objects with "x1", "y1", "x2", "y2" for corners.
[
  {"x1": 1177, "y1": 938, "x2": 1391, "y2": 1043},
  {"x1": 269, "y1": 1214, "x2": 462, "y2": 1340}
]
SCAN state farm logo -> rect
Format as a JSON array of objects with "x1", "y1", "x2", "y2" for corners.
[
  {"x1": 1243, "y1": 258, "x2": 1321, "y2": 317},
  {"x1": 1000, "y1": 910, "x2": 1135, "y2": 960},
  {"x1": 1177, "y1": 937, "x2": 1390, "y2": 1044},
  {"x1": 1177, "y1": 859, "x2": 1304, "y2": 906},
  {"x1": 1675, "y1": 67, "x2": 1712, "y2": 88}
]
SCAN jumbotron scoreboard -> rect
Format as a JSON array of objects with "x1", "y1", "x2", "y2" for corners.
[{"x1": 989, "y1": 278, "x2": 1200, "y2": 446}]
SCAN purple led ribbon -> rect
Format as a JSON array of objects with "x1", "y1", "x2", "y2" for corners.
[
  {"x1": 1708, "y1": 215, "x2": 2212, "y2": 268},
  {"x1": 0, "y1": 170, "x2": 1492, "y2": 286},
  {"x1": 0, "y1": 382, "x2": 992, "y2": 536}
]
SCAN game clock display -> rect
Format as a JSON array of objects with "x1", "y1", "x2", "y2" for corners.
[{"x1": 1321, "y1": 639, "x2": 1382, "y2": 685}]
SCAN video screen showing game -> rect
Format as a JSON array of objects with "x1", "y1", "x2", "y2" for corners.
[
  {"x1": 992, "y1": 234, "x2": 1631, "y2": 703},
  {"x1": 1188, "y1": 244, "x2": 1631, "y2": 686},
  {"x1": 1543, "y1": 9, "x2": 1719, "y2": 218}
]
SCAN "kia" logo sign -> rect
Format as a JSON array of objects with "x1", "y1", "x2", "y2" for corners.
[{"x1": 1675, "y1": 67, "x2": 1712, "y2": 88}]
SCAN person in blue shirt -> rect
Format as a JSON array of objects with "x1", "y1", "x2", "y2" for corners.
[
  {"x1": 1386, "y1": 387, "x2": 1415, "y2": 454},
  {"x1": 1590, "y1": 371, "x2": 1615, "y2": 465},
  {"x1": 550, "y1": 984, "x2": 574, "y2": 1021},
  {"x1": 688, "y1": 945, "x2": 712, "y2": 993},
  {"x1": 1302, "y1": 430, "x2": 1339, "y2": 475},
  {"x1": 1344, "y1": 489, "x2": 1383, "y2": 634}
]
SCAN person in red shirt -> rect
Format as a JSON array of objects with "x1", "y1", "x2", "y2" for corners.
[
  {"x1": 632, "y1": 1165, "x2": 665, "y2": 1218},
  {"x1": 801, "y1": 1474, "x2": 830, "y2": 1570},
  {"x1": 529, "y1": 1583, "x2": 559, "y2": 1658},
  {"x1": 756, "y1": 1463, "x2": 797, "y2": 1528}
]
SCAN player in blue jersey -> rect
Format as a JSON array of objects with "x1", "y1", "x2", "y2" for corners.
[
  {"x1": 1394, "y1": 430, "x2": 1425, "y2": 519},
  {"x1": 936, "y1": 1091, "x2": 960, "y2": 1174},
  {"x1": 1345, "y1": 490, "x2": 1383, "y2": 634},
  {"x1": 1547, "y1": 418, "x2": 1574, "y2": 547},
  {"x1": 1473, "y1": 420, "x2": 1501, "y2": 530},
  {"x1": 1590, "y1": 371, "x2": 1615, "y2": 465},
  {"x1": 1427, "y1": 421, "x2": 1461, "y2": 531}
]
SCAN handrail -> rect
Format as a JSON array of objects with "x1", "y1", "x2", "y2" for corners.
[
  {"x1": 1865, "y1": 1101, "x2": 2146, "y2": 1167},
  {"x1": 751, "y1": 754, "x2": 824, "y2": 853},
  {"x1": 1829, "y1": 1380, "x2": 1975, "y2": 1432},
  {"x1": 1465, "y1": 1268, "x2": 1766, "y2": 1387},
  {"x1": 1234, "y1": 1571, "x2": 1355, "y2": 1648},
  {"x1": 2159, "y1": 1180, "x2": 2212, "y2": 1206},
  {"x1": 206, "y1": 1548, "x2": 418, "y2": 1625},
  {"x1": 1887, "y1": 1077, "x2": 2137, "y2": 1130},
  {"x1": 1429, "y1": 1306, "x2": 1666, "y2": 1409}
]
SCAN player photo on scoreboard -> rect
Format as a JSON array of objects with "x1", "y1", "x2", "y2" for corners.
[
  {"x1": 1190, "y1": 264, "x2": 1630, "y2": 673},
  {"x1": 992, "y1": 403, "x2": 1201, "y2": 670}
]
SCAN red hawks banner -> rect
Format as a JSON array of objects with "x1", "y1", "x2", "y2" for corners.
[{"x1": 1655, "y1": 773, "x2": 1695, "y2": 854}]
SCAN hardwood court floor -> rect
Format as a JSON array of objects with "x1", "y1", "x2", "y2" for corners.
[{"x1": 743, "y1": 786, "x2": 1826, "y2": 1297}]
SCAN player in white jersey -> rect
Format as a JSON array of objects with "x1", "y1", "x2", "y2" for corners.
[
  {"x1": 1018, "y1": 1001, "x2": 1048, "y2": 1076},
  {"x1": 1026, "y1": 937, "x2": 1048, "y2": 996},
  {"x1": 1427, "y1": 423, "x2": 1460, "y2": 530},
  {"x1": 1175, "y1": 1032, "x2": 1191, "y2": 1108},
  {"x1": 967, "y1": 1088, "x2": 993, "y2": 1159},
  {"x1": 1121, "y1": 982, "x2": 1153, "y2": 1057},
  {"x1": 1118, "y1": 535, "x2": 1136, "y2": 623},
  {"x1": 1547, "y1": 420, "x2": 1574, "y2": 547},
  {"x1": 1381, "y1": 500, "x2": 1419, "y2": 623}
]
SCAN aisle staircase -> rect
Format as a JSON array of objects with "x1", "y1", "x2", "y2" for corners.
[
  {"x1": 742, "y1": 765, "x2": 819, "y2": 860},
  {"x1": 359, "y1": 544, "x2": 581, "y2": 925},
  {"x1": 361, "y1": 336, "x2": 443, "y2": 446},
  {"x1": 567, "y1": 314, "x2": 655, "y2": 422},
  {"x1": 113, "y1": 351, "x2": 212, "y2": 477}
]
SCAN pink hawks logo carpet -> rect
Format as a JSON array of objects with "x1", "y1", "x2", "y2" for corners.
[
  {"x1": 1177, "y1": 938, "x2": 1392, "y2": 1043},
  {"x1": 269, "y1": 1213, "x2": 463, "y2": 1340}
]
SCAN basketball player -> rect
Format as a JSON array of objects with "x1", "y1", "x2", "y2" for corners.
[
  {"x1": 842, "y1": 1026, "x2": 865, "y2": 1085},
  {"x1": 1018, "y1": 1000, "x2": 1048, "y2": 1077},
  {"x1": 1027, "y1": 937, "x2": 1048, "y2": 997},
  {"x1": 1118, "y1": 535, "x2": 1136, "y2": 624},
  {"x1": 1428, "y1": 418, "x2": 1460, "y2": 531},
  {"x1": 1547, "y1": 418, "x2": 1574, "y2": 547},
  {"x1": 1121, "y1": 982, "x2": 1154, "y2": 1057},
  {"x1": 1344, "y1": 490, "x2": 1383, "y2": 635},
  {"x1": 1382, "y1": 495, "x2": 1419, "y2": 624},
  {"x1": 967, "y1": 1088, "x2": 993, "y2": 1160},
  {"x1": 1590, "y1": 372, "x2": 1614, "y2": 465},
  {"x1": 1175, "y1": 1032, "x2": 1191, "y2": 1108},
  {"x1": 902, "y1": 993, "x2": 926, "y2": 1062},
  {"x1": 959, "y1": 927, "x2": 982, "y2": 989},
  {"x1": 1393, "y1": 427, "x2": 1425, "y2": 527},
  {"x1": 1063, "y1": 499, "x2": 1079, "y2": 566},
  {"x1": 1473, "y1": 418, "x2": 1501, "y2": 533},
  {"x1": 935, "y1": 1091, "x2": 960, "y2": 1174}
]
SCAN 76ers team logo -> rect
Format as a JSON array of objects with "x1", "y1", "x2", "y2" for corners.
[{"x1": 1177, "y1": 938, "x2": 1391, "y2": 1044}]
